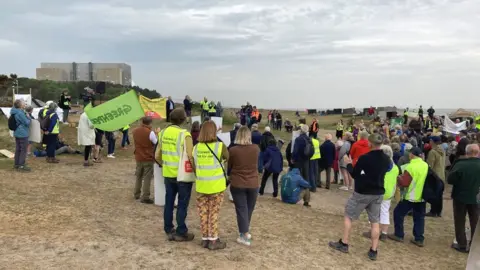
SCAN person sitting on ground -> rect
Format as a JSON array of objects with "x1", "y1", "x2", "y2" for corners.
[
  {"x1": 33, "y1": 135, "x2": 81, "y2": 157},
  {"x1": 448, "y1": 144, "x2": 480, "y2": 253},
  {"x1": 284, "y1": 118, "x2": 293, "y2": 132},
  {"x1": 280, "y1": 168, "x2": 311, "y2": 207},
  {"x1": 329, "y1": 133, "x2": 392, "y2": 261}
]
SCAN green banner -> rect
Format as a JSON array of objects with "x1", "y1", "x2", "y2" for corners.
[
  {"x1": 390, "y1": 117, "x2": 404, "y2": 127},
  {"x1": 84, "y1": 90, "x2": 144, "y2": 131}
]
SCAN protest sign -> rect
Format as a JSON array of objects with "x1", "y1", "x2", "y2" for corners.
[
  {"x1": 443, "y1": 114, "x2": 468, "y2": 134},
  {"x1": 84, "y1": 90, "x2": 144, "y2": 132},
  {"x1": 191, "y1": 116, "x2": 201, "y2": 124},
  {"x1": 138, "y1": 95, "x2": 167, "y2": 119}
]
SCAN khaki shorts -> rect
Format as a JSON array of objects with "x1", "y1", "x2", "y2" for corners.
[{"x1": 345, "y1": 192, "x2": 383, "y2": 223}]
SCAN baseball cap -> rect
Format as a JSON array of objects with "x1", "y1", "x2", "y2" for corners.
[
  {"x1": 368, "y1": 133, "x2": 383, "y2": 145},
  {"x1": 429, "y1": 136, "x2": 441, "y2": 144},
  {"x1": 410, "y1": 147, "x2": 423, "y2": 157}
]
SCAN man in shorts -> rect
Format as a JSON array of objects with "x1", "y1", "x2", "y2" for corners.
[{"x1": 328, "y1": 134, "x2": 392, "y2": 261}]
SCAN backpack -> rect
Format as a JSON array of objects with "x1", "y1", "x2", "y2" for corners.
[
  {"x1": 41, "y1": 114, "x2": 51, "y2": 130},
  {"x1": 8, "y1": 115, "x2": 18, "y2": 131},
  {"x1": 303, "y1": 136, "x2": 315, "y2": 159},
  {"x1": 422, "y1": 167, "x2": 444, "y2": 204}
]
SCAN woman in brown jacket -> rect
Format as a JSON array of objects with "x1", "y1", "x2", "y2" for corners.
[{"x1": 228, "y1": 126, "x2": 260, "y2": 246}]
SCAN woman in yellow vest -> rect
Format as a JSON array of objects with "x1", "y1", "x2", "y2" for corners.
[
  {"x1": 208, "y1": 101, "x2": 217, "y2": 117},
  {"x1": 155, "y1": 108, "x2": 195, "y2": 242},
  {"x1": 309, "y1": 137, "x2": 321, "y2": 191},
  {"x1": 44, "y1": 102, "x2": 61, "y2": 163},
  {"x1": 193, "y1": 120, "x2": 229, "y2": 250},
  {"x1": 336, "y1": 120, "x2": 344, "y2": 140}
]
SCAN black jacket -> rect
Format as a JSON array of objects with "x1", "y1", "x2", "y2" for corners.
[
  {"x1": 59, "y1": 94, "x2": 71, "y2": 110},
  {"x1": 260, "y1": 131, "x2": 275, "y2": 152},
  {"x1": 320, "y1": 140, "x2": 335, "y2": 167},
  {"x1": 347, "y1": 150, "x2": 392, "y2": 195},
  {"x1": 183, "y1": 99, "x2": 192, "y2": 111}
]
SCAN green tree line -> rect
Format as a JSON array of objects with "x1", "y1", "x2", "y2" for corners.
[{"x1": 0, "y1": 74, "x2": 161, "y2": 104}]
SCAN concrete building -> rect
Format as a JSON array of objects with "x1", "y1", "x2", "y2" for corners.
[{"x1": 36, "y1": 62, "x2": 132, "y2": 86}]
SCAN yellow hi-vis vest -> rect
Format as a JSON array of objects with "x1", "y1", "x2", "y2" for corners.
[
  {"x1": 42, "y1": 107, "x2": 48, "y2": 118},
  {"x1": 194, "y1": 142, "x2": 226, "y2": 194},
  {"x1": 200, "y1": 101, "x2": 210, "y2": 111},
  {"x1": 404, "y1": 158, "x2": 428, "y2": 202},
  {"x1": 50, "y1": 113, "x2": 60, "y2": 134},
  {"x1": 336, "y1": 123, "x2": 343, "y2": 131},
  {"x1": 310, "y1": 138, "x2": 321, "y2": 160},
  {"x1": 384, "y1": 164, "x2": 399, "y2": 200},
  {"x1": 122, "y1": 125, "x2": 130, "y2": 131},
  {"x1": 158, "y1": 126, "x2": 190, "y2": 178},
  {"x1": 208, "y1": 105, "x2": 216, "y2": 113},
  {"x1": 475, "y1": 115, "x2": 480, "y2": 130}
]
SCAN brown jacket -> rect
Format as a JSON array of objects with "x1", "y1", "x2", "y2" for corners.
[
  {"x1": 427, "y1": 144, "x2": 446, "y2": 181},
  {"x1": 228, "y1": 144, "x2": 260, "y2": 188},
  {"x1": 133, "y1": 125, "x2": 155, "y2": 162}
]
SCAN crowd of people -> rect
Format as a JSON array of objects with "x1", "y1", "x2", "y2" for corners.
[{"x1": 7, "y1": 94, "x2": 480, "y2": 261}]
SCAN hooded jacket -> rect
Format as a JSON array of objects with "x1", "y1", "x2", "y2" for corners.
[
  {"x1": 280, "y1": 168, "x2": 311, "y2": 204},
  {"x1": 260, "y1": 131, "x2": 275, "y2": 152},
  {"x1": 10, "y1": 107, "x2": 31, "y2": 138},
  {"x1": 426, "y1": 144, "x2": 446, "y2": 181},
  {"x1": 263, "y1": 145, "x2": 284, "y2": 173},
  {"x1": 350, "y1": 139, "x2": 370, "y2": 167}
]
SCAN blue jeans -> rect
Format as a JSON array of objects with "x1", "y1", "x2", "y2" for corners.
[
  {"x1": 121, "y1": 130, "x2": 130, "y2": 147},
  {"x1": 107, "y1": 138, "x2": 115, "y2": 155},
  {"x1": 163, "y1": 178, "x2": 193, "y2": 235},
  {"x1": 46, "y1": 134, "x2": 58, "y2": 158},
  {"x1": 394, "y1": 200, "x2": 426, "y2": 241},
  {"x1": 257, "y1": 152, "x2": 264, "y2": 173}
]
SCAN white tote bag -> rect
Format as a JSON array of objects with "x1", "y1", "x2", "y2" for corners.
[{"x1": 177, "y1": 132, "x2": 195, "y2": 183}]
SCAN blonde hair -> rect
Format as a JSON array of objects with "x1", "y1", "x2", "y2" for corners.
[
  {"x1": 234, "y1": 126, "x2": 252, "y2": 145},
  {"x1": 324, "y1": 133, "x2": 332, "y2": 140},
  {"x1": 198, "y1": 120, "x2": 217, "y2": 143}
]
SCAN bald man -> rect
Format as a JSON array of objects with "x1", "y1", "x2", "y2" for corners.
[
  {"x1": 448, "y1": 144, "x2": 480, "y2": 253},
  {"x1": 319, "y1": 133, "x2": 335, "y2": 189}
]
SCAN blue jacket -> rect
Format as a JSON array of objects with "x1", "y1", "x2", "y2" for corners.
[
  {"x1": 263, "y1": 145, "x2": 284, "y2": 173},
  {"x1": 251, "y1": 130, "x2": 262, "y2": 145},
  {"x1": 292, "y1": 133, "x2": 308, "y2": 162},
  {"x1": 320, "y1": 140, "x2": 335, "y2": 167},
  {"x1": 11, "y1": 107, "x2": 31, "y2": 138},
  {"x1": 281, "y1": 168, "x2": 311, "y2": 204},
  {"x1": 47, "y1": 110, "x2": 59, "y2": 133}
]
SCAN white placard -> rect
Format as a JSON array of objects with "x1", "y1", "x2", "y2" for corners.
[
  {"x1": 191, "y1": 115, "x2": 201, "y2": 124},
  {"x1": 291, "y1": 130, "x2": 300, "y2": 153},
  {"x1": 443, "y1": 114, "x2": 468, "y2": 134},
  {"x1": 211, "y1": 117, "x2": 223, "y2": 130},
  {"x1": 217, "y1": 132, "x2": 231, "y2": 147},
  {"x1": 28, "y1": 119, "x2": 42, "y2": 143},
  {"x1": 153, "y1": 164, "x2": 177, "y2": 206},
  {"x1": 14, "y1": 94, "x2": 32, "y2": 106}
]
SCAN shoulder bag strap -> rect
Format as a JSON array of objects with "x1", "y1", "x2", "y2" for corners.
[{"x1": 204, "y1": 142, "x2": 228, "y2": 184}]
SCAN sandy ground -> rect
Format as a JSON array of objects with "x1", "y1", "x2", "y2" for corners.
[
  {"x1": 0, "y1": 114, "x2": 469, "y2": 270},
  {"x1": 0, "y1": 152, "x2": 468, "y2": 270}
]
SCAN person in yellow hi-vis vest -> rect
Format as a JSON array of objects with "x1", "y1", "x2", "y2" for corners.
[
  {"x1": 155, "y1": 108, "x2": 195, "y2": 242},
  {"x1": 121, "y1": 124, "x2": 130, "y2": 149},
  {"x1": 475, "y1": 115, "x2": 480, "y2": 130},
  {"x1": 309, "y1": 136, "x2": 321, "y2": 190},
  {"x1": 388, "y1": 147, "x2": 428, "y2": 247},
  {"x1": 193, "y1": 120, "x2": 229, "y2": 250},
  {"x1": 43, "y1": 102, "x2": 61, "y2": 164},
  {"x1": 200, "y1": 97, "x2": 210, "y2": 119}
]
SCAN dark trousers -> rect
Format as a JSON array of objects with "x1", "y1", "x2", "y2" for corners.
[
  {"x1": 14, "y1": 137, "x2": 28, "y2": 166},
  {"x1": 320, "y1": 166, "x2": 332, "y2": 188},
  {"x1": 453, "y1": 200, "x2": 479, "y2": 248},
  {"x1": 394, "y1": 200, "x2": 426, "y2": 242},
  {"x1": 429, "y1": 189, "x2": 444, "y2": 216},
  {"x1": 121, "y1": 130, "x2": 130, "y2": 147},
  {"x1": 308, "y1": 160, "x2": 319, "y2": 192},
  {"x1": 84, "y1": 145, "x2": 92, "y2": 161},
  {"x1": 46, "y1": 134, "x2": 58, "y2": 158},
  {"x1": 295, "y1": 160, "x2": 309, "y2": 186},
  {"x1": 231, "y1": 186, "x2": 258, "y2": 234},
  {"x1": 166, "y1": 109, "x2": 172, "y2": 122},
  {"x1": 163, "y1": 179, "x2": 193, "y2": 235},
  {"x1": 107, "y1": 138, "x2": 115, "y2": 155},
  {"x1": 260, "y1": 170, "x2": 279, "y2": 196},
  {"x1": 63, "y1": 109, "x2": 69, "y2": 123}
]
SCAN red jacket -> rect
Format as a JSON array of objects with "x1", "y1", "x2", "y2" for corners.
[{"x1": 350, "y1": 139, "x2": 370, "y2": 166}]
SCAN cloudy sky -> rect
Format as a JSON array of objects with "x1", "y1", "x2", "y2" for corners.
[{"x1": 1, "y1": 0, "x2": 479, "y2": 109}]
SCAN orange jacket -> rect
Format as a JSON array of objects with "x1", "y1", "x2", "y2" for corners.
[{"x1": 252, "y1": 110, "x2": 260, "y2": 118}]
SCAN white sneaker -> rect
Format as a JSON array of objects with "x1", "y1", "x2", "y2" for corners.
[
  {"x1": 348, "y1": 187, "x2": 354, "y2": 190},
  {"x1": 237, "y1": 234, "x2": 251, "y2": 246},
  {"x1": 339, "y1": 186, "x2": 348, "y2": 191},
  {"x1": 107, "y1": 154, "x2": 115, "y2": 159},
  {"x1": 245, "y1": 233, "x2": 252, "y2": 240}
]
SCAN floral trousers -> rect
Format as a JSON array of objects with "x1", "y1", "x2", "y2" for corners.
[{"x1": 197, "y1": 192, "x2": 224, "y2": 240}]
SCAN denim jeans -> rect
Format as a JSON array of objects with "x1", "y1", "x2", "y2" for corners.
[
  {"x1": 393, "y1": 200, "x2": 426, "y2": 241},
  {"x1": 46, "y1": 134, "x2": 58, "y2": 158},
  {"x1": 163, "y1": 178, "x2": 193, "y2": 235},
  {"x1": 121, "y1": 130, "x2": 130, "y2": 147},
  {"x1": 107, "y1": 138, "x2": 115, "y2": 155}
]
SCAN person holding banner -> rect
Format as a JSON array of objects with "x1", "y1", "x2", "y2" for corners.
[
  {"x1": 155, "y1": 108, "x2": 195, "y2": 242},
  {"x1": 193, "y1": 120, "x2": 229, "y2": 250}
]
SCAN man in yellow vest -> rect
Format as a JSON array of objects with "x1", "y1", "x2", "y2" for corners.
[
  {"x1": 155, "y1": 108, "x2": 195, "y2": 242},
  {"x1": 389, "y1": 147, "x2": 429, "y2": 247},
  {"x1": 208, "y1": 101, "x2": 217, "y2": 117},
  {"x1": 309, "y1": 136, "x2": 321, "y2": 191},
  {"x1": 475, "y1": 115, "x2": 480, "y2": 130},
  {"x1": 43, "y1": 102, "x2": 61, "y2": 163},
  {"x1": 200, "y1": 97, "x2": 209, "y2": 119}
]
